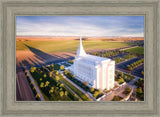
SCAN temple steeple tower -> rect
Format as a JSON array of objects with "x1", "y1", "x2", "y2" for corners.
[{"x1": 76, "y1": 37, "x2": 86, "y2": 57}]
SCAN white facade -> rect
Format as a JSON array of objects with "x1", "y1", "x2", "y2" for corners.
[{"x1": 72, "y1": 37, "x2": 115, "y2": 90}]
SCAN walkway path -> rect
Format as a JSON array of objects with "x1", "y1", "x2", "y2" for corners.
[{"x1": 27, "y1": 70, "x2": 45, "y2": 101}]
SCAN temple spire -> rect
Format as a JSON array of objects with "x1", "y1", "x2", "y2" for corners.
[{"x1": 76, "y1": 37, "x2": 86, "y2": 57}]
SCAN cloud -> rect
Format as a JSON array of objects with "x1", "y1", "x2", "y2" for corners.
[{"x1": 16, "y1": 16, "x2": 144, "y2": 37}]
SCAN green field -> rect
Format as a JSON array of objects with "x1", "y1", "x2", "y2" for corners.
[
  {"x1": 16, "y1": 40, "x2": 134, "y2": 53},
  {"x1": 125, "y1": 47, "x2": 144, "y2": 55}
]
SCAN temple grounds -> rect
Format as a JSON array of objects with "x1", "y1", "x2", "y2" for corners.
[{"x1": 16, "y1": 37, "x2": 144, "y2": 101}]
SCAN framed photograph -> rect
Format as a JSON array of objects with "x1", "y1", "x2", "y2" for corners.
[{"x1": 0, "y1": 0, "x2": 159, "y2": 117}]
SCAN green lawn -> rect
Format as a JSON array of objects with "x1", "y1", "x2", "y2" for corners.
[
  {"x1": 16, "y1": 40, "x2": 134, "y2": 53},
  {"x1": 125, "y1": 47, "x2": 144, "y2": 55},
  {"x1": 58, "y1": 74, "x2": 91, "y2": 101}
]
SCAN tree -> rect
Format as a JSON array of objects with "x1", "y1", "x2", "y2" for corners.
[
  {"x1": 51, "y1": 64, "x2": 54, "y2": 67},
  {"x1": 97, "y1": 89, "x2": 101, "y2": 94},
  {"x1": 60, "y1": 83, "x2": 64, "y2": 87},
  {"x1": 127, "y1": 65, "x2": 130, "y2": 68},
  {"x1": 40, "y1": 82, "x2": 44, "y2": 88},
  {"x1": 139, "y1": 78, "x2": 143, "y2": 81},
  {"x1": 49, "y1": 72, "x2": 52, "y2": 77},
  {"x1": 45, "y1": 81, "x2": 50, "y2": 87},
  {"x1": 33, "y1": 86, "x2": 36, "y2": 90},
  {"x1": 113, "y1": 96, "x2": 120, "y2": 101},
  {"x1": 55, "y1": 76, "x2": 60, "y2": 81},
  {"x1": 121, "y1": 72, "x2": 124, "y2": 77},
  {"x1": 118, "y1": 78, "x2": 124, "y2": 84},
  {"x1": 124, "y1": 87, "x2": 131, "y2": 94},
  {"x1": 55, "y1": 71, "x2": 59, "y2": 75},
  {"x1": 93, "y1": 91, "x2": 99, "y2": 98},
  {"x1": 49, "y1": 88, "x2": 54, "y2": 94},
  {"x1": 60, "y1": 65, "x2": 64, "y2": 71},
  {"x1": 64, "y1": 91, "x2": 68, "y2": 96},
  {"x1": 25, "y1": 70, "x2": 27, "y2": 75},
  {"x1": 90, "y1": 87, "x2": 94, "y2": 93},
  {"x1": 30, "y1": 82, "x2": 34, "y2": 86},
  {"x1": 124, "y1": 76, "x2": 128, "y2": 79},
  {"x1": 26, "y1": 73, "x2": 29, "y2": 77},
  {"x1": 30, "y1": 67, "x2": 36, "y2": 73},
  {"x1": 56, "y1": 87, "x2": 59, "y2": 91},
  {"x1": 51, "y1": 87, "x2": 54, "y2": 90},
  {"x1": 36, "y1": 93, "x2": 40, "y2": 99},
  {"x1": 125, "y1": 87, "x2": 131, "y2": 92},
  {"x1": 59, "y1": 91, "x2": 64, "y2": 97},
  {"x1": 83, "y1": 81, "x2": 88, "y2": 86},
  {"x1": 43, "y1": 74, "x2": 47, "y2": 78},
  {"x1": 141, "y1": 71, "x2": 144, "y2": 76},
  {"x1": 138, "y1": 87, "x2": 143, "y2": 93},
  {"x1": 128, "y1": 67, "x2": 133, "y2": 71}
]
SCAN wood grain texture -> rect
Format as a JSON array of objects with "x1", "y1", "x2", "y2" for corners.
[{"x1": 0, "y1": 0, "x2": 159, "y2": 117}]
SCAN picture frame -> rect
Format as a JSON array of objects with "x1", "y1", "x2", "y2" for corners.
[{"x1": 0, "y1": 0, "x2": 159, "y2": 117}]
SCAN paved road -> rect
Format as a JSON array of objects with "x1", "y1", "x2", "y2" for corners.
[
  {"x1": 27, "y1": 70, "x2": 45, "y2": 101},
  {"x1": 131, "y1": 64, "x2": 144, "y2": 78},
  {"x1": 116, "y1": 57, "x2": 144, "y2": 78}
]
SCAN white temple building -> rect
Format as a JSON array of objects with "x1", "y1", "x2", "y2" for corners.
[{"x1": 70, "y1": 37, "x2": 115, "y2": 90}]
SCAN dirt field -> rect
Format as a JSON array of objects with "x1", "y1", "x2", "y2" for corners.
[
  {"x1": 16, "y1": 50, "x2": 76, "y2": 69},
  {"x1": 16, "y1": 70, "x2": 35, "y2": 101}
]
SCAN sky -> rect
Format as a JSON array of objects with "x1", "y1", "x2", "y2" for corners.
[{"x1": 16, "y1": 16, "x2": 144, "y2": 37}]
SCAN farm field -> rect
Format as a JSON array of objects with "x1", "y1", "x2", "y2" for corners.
[
  {"x1": 16, "y1": 71, "x2": 35, "y2": 101},
  {"x1": 16, "y1": 37, "x2": 142, "y2": 69},
  {"x1": 16, "y1": 38, "x2": 135, "y2": 53},
  {"x1": 125, "y1": 47, "x2": 144, "y2": 56}
]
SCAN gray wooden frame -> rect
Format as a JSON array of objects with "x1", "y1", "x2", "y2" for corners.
[{"x1": 0, "y1": 0, "x2": 159, "y2": 117}]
